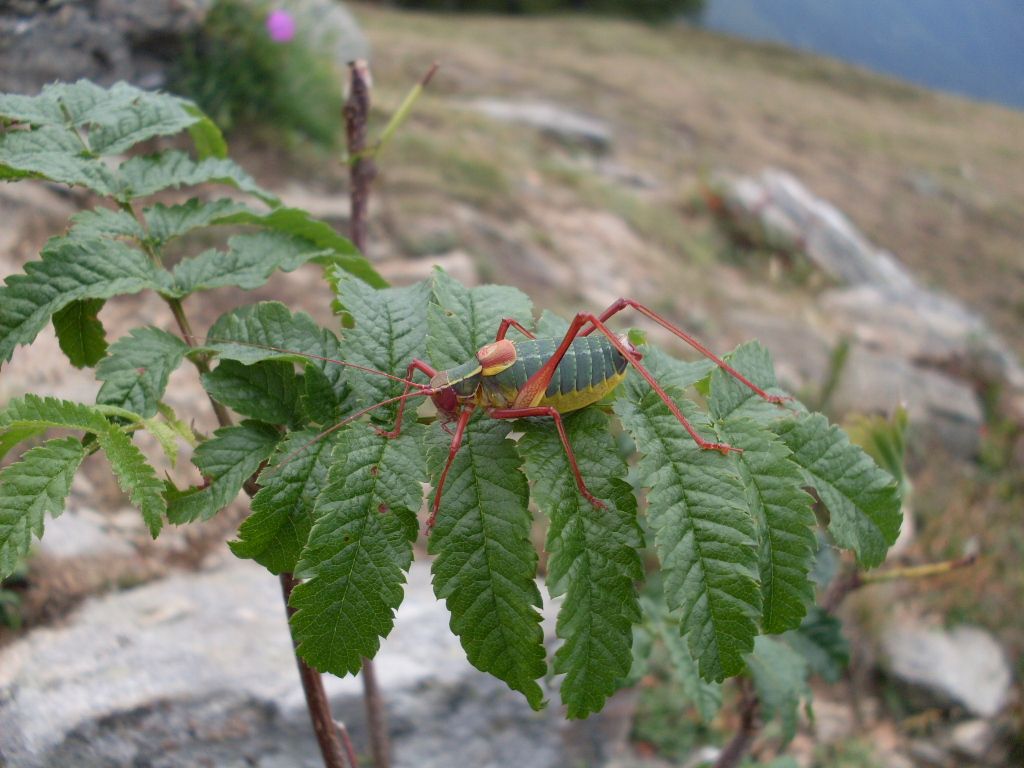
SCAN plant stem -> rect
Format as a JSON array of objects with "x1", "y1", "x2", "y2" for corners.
[
  {"x1": 168, "y1": 297, "x2": 348, "y2": 768},
  {"x1": 345, "y1": 59, "x2": 376, "y2": 259},
  {"x1": 281, "y1": 572, "x2": 350, "y2": 768},
  {"x1": 344, "y1": 57, "x2": 392, "y2": 768},
  {"x1": 714, "y1": 677, "x2": 759, "y2": 768}
]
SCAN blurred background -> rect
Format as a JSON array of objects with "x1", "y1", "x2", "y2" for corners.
[{"x1": 1, "y1": 1, "x2": 1022, "y2": 766}]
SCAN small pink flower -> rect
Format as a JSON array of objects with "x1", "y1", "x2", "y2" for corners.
[{"x1": 265, "y1": 10, "x2": 296, "y2": 43}]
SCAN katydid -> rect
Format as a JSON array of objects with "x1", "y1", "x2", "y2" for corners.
[{"x1": 201, "y1": 298, "x2": 788, "y2": 530}]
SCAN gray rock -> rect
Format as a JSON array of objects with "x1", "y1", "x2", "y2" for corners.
[
  {"x1": 714, "y1": 169, "x2": 1024, "y2": 399},
  {"x1": 466, "y1": 99, "x2": 613, "y2": 152},
  {"x1": 0, "y1": 1, "x2": 212, "y2": 94},
  {"x1": 0, "y1": 558, "x2": 629, "y2": 768},
  {"x1": 0, "y1": 0, "x2": 367, "y2": 95},
  {"x1": 881, "y1": 620, "x2": 1012, "y2": 718},
  {"x1": 831, "y1": 346, "x2": 984, "y2": 460},
  {"x1": 949, "y1": 718, "x2": 997, "y2": 761}
]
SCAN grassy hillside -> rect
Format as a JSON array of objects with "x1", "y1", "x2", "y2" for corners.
[{"x1": 348, "y1": 4, "x2": 1024, "y2": 358}]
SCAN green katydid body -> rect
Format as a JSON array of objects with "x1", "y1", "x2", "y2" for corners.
[{"x1": 439, "y1": 336, "x2": 630, "y2": 413}]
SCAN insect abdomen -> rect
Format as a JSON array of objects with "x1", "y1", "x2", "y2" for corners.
[{"x1": 481, "y1": 337, "x2": 628, "y2": 412}]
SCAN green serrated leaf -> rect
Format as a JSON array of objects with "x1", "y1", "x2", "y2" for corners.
[
  {"x1": 0, "y1": 125, "x2": 118, "y2": 194},
  {"x1": 746, "y1": 635, "x2": 810, "y2": 745},
  {"x1": 426, "y1": 268, "x2": 534, "y2": 369},
  {"x1": 518, "y1": 409, "x2": 643, "y2": 718},
  {"x1": 0, "y1": 394, "x2": 113, "y2": 435},
  {"x1": 426, "y1": 415, "x2": 546, "y2": 709},
  {"x1": 116, "y1": 151, "x2": 277, "y2": 204},
  {"x1": 290, "y1": 425, "x2": 424, "y2": 674},
  {"x1": 167, "y1": 421, "x2": 280, "y2": 524},
  {"x1": 142, "y1": 416, "x2": 182, "y2": 466},
  {"x1": 615, "y1": 387, "x2": 761, "y2": 682},
  {"x1": 69, "y1": 207, "x2": 146, "y2": 240},
  {"x1": 0, "y1": 395, "x2": 165, "y2": 536},
  {"x1": 98, "y1": 425, "x2": 165, "y2": 537},
  {"x1": 230, "y1": 429, "x2": 342, "y2": 574},
  {"x1": 783, "y1": 606, "x2": 849, "y2": 684},
  {"x1": 206, "y1": 302, "x2": 348, "y2": 418},
  {"x1": 218, "y1": 208, "x2": 384, "y2": 288},
  {"x1": 96, "y1": 327, "x2": 190, "y2": 418},
  {"x1": 712, "y1": 418, "x2": 815, "y2": 635},
  {"x1": 640, "y1": 594, "x2": 723, "y2": 723},
  {"x1": 202, "y1": 359, "x2": 298, "y2": 425},
  {"x1": 52, "y1": 298, "x2": 108, "y2": 368},
  {"x1": 0, "y1": 237, "x2": 166, "y2": 366},
  {"x1": 775, "y1": 414, "x2": 902, "y2": 568},
  {"x1": 0, "y1": 424, "x2": 47, "y2": 462},
  {"x1": 710, "y1": 342, "x2": 793, "y2": 424},
  {"x1": 143, "y1": 198, "x2": 250, "y2": 247},
  {"x1": 169, "y1": 232, "x2": 332, "y2": 297},
  {"x1": 0, "y1": 437, "x2": 86, "y2": 579},
  {"x1": 330, "y1": 274, "x2": 432, "y2": 424},
  {"x1": 181, "y1": 101, "x2": 228, "y2": 159}
]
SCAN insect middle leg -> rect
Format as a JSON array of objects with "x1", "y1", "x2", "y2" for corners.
[
  {"x1": 513, "y1": 312, "x2": 738, "y2": 455},
  {"x1": 490, "y1": 406, "x2": 604, "y2": 508}
]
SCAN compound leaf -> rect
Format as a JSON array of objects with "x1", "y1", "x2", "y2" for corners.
[
  {"x1": 518, "y1": 408, "x2": 643, "y2": 718},
  {"x1": 0, "y1": 437, "x2": 86, "y2": 579},
  {"x1": 206, "y1": 302, "x2": 348, "y2": 419},
  {"x1": 427, "y1": 415, "x2": 546, "y2": 709},
  {"x1": 427, "y1": 268, "x2": 533, "y2": 369},
  {"x1": 715, "y1": 417, "x2": 816, "y2": 634},
  {"x1": 746, "y1": 635, "x2": 810, "y2": 745},
  {"x1": 0, "y1": 395, "x2": 165, "y2": 536},
  {"x1": 775, "y1": 414, "x2": 902, "y2": 568},
  {"x1": 166, "y1": 421, "x2": 280, "y2": 524},
  {"x1": 170, "y1": 232, "x2": 331, "y2": 297},
  {"x1": 290, "y1": 425, "x2": 424, "y2": 674},
  {"x1": 230, "y1": 429, "x2": 342, "y2": 574},
  {"x1": 330, "y1": 274, "x2": 432, "y2": 424},
  {"x1": 202, "y1": 359, "x2": 299, "y2": 426},
  {"x1": 116, "y1": 151, "x2": 277, "y2": 204},
  {"x1": 52, "y1": 298, "x2": 108, "y2": 368},
  {"x1": 95, "y1": 327, "x2": 190, "y2": 418},
  {"x1": 783, "y1": 606, "x2": 849, "y2": 684},
  {"x1": 615, "y1": 388, "x2": 761, "y2": 682},
  {"x1": 0, "y1": 236, "x2": 166, "y2": 366}
]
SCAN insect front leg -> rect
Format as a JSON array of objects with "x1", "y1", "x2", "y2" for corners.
[
  {"x1": 428, "y1": 404, "x2": 475, "y2": 531},
  {"x1": 377, "y1": 359, "x2": 437, "y2": 439}
]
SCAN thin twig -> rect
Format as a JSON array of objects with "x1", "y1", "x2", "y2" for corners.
[
  {"x1": 280, "y1": 573, "x2": 349, "y2": 768},
  {"x1": 165, "y1": 295, "x2": 347, "y2": 768},
  {"x1": 344, "y1": 58, "x2": 392, "y2": 768},
  {"x1": 714, "y1": 677, "x2": 759, "y2": 768},
  {"x1": 345, "y1": 59, "x2": 376, "y2": 256},
  {"x1": 336, "y1": 720, "x2": 361, "y2": 768}
]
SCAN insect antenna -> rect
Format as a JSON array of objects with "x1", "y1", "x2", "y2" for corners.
[
  {"x1": 261, "y1": 387, "x2": 436, "y2": 479},
  {"x1": 183, "y1": 334, "x2": 431, "y2": 391}
]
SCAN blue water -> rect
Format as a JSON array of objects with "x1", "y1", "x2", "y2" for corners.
[{"x1": 697, "y1": 0, "x2": 1024, "y2": 110}]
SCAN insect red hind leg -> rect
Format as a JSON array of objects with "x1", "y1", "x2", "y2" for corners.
[
  {"x1": 584, "y1": 298, "x2": 790, "y2": 405},
  {"x1": 377, "y1": 359, "x2": 437, "y2": 439},
  {"x1": 427, "y1": 404, "x2": 475, "y2": 531},
  {"x1": 515, "y1": 312, "x2": 738, "y2": 455},
  {"x1": 490, "y1": 406, "x2": 605, "y2": 508}
]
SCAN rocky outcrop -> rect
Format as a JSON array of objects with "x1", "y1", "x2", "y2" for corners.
[{"x1": 0, "y1": 557, "x2": 631, "y2": 768}]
